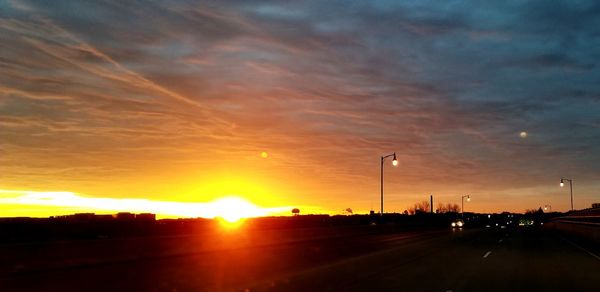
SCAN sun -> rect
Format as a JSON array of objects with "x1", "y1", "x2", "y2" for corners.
[{"x1": 211, "y1": 196, "x2": 267, "y2": 223}]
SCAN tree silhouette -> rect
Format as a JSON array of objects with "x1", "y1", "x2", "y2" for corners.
[
  {"x1": 408, "y1": 201, "x2": 431, "y2": 215},
  {"x1": 436, "y1": 203, "x2": 460, "y2": 213}
]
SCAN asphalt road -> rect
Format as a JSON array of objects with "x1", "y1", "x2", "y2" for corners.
[{"x1": 1, "y1": 226, "x2": 599, "y2": 291}]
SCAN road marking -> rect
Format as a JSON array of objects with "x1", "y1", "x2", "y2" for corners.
[
  {"x1": 563, "y1": 238, "x2": 600, "y2": 261},
  {"x1": 498, "y1": 239, "x2": 503, "y2": 243},
  {"x1": 483, "y1": 251, "x2": 492, "y2": 258}
]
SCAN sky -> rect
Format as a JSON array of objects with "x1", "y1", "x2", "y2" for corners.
[{"x1": 1, "y1": 0, "x2": 600, "y2": 217}]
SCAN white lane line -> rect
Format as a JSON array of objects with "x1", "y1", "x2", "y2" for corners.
[
  {"x1": 483, "y1": 251, "x2": 492, "y2": 258},
  {"x1": 563, "y1": 238, "x2": 600, "y2": 261}
]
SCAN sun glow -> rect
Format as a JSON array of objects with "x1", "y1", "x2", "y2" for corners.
[
  {"x1": 0, "y1": 190, "x2": 292, "y2": 219},
  {"x1": 211, "y1": 196, "x2": 269, "y2": 222}
]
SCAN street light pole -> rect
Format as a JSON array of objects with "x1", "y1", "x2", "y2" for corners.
[
  {"x1": 560, "y1": 178, "x2": 574, "y2": 211},
  {"x1": 380, "y1": 152, "x2": 398, "y2": 216},
  {"x1": 461, "y1": 195, "x2": 470, "y2": 218}
]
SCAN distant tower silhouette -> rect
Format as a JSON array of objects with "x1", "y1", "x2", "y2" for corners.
[{"x1": 430, "y1": 195, "x2": 433, "y2": 214}]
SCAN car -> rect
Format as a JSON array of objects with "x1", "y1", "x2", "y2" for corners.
[
  {"x1": 451, "y1": 219, "x2": 464, "y2": 228},
  {"x1": 518, "y1": 219, "x2": 535, "y2": 226}
]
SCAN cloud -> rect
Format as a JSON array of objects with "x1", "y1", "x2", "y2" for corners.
[{"x1": 1, "y1": 0, "x2": 600, "y2": 213}]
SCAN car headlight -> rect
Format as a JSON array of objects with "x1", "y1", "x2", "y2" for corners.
[{"x1": 451, "y1": 222, "x2": 456, "y2": 227}]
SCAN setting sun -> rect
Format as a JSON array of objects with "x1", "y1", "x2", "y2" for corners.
[{"x1": 211, "y1": 196, "x2": 268, "y2": 222}]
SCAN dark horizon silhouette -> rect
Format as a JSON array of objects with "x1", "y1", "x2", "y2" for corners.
[{"x1": 1, "y1": 206, "x2": 599, "y2": 291}]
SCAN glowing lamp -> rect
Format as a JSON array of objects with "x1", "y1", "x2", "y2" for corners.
[{"x1": 391, "y1": 153, "x2": 398, "y2": 166}]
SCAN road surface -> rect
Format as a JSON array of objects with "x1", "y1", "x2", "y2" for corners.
[{"x1": 1, "y1": 226, "x2": 598, "y2": 291}]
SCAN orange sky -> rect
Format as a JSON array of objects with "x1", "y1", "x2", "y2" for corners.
[{"x1": 1, "y1": 1, "x2": 599, "y2": 218}]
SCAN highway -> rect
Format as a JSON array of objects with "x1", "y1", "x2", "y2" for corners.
[{"x1": 1, "y1": 226, "x2": 599, "y2": 291}]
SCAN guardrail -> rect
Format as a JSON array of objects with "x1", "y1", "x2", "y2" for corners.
[
  {"x1": 558, "y1": 215, "x2": 600, "y2": 219},
  {"x1": 546, "y1": 217, "x2": 600, "y2": 244}
]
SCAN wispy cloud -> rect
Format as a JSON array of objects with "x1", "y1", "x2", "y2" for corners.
[{"x1": 1, "y1": 0, "x2": 600, "y2": 213}]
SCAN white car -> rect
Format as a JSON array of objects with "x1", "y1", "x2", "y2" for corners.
[{"x1": 451, "y1": 219, "x2": 464, "y2": 228}]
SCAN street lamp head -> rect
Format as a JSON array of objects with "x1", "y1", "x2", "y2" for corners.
[
  {"x1": 392, "y1": 153, "x2": 398, "y2": 166},
  {"x1": 560, "y1": 178, "x2": 564, "y2": 187},
  {"x1": 467, "y1": 196, "x2": 471, "y2": 202}
]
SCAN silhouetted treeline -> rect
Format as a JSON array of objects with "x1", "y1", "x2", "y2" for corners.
[
  {"x1": 0, "y1": 215, "x2": 211, "y2": 243},
  {"x1": 0, "y1": 210, "x2": 571, "y2": 244}
]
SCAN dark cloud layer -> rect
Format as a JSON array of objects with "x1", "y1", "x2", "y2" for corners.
[{"x1": 1, "y1": 0, "x2": 599, "y2": 212}]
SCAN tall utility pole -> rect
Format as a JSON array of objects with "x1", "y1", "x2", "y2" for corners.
[
  {"x1": 380, "y1": 156, "x2": 383, "y2": 216},
  {"x1": 430, "y1": 195, "x2": 433, "y2": 214}
]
